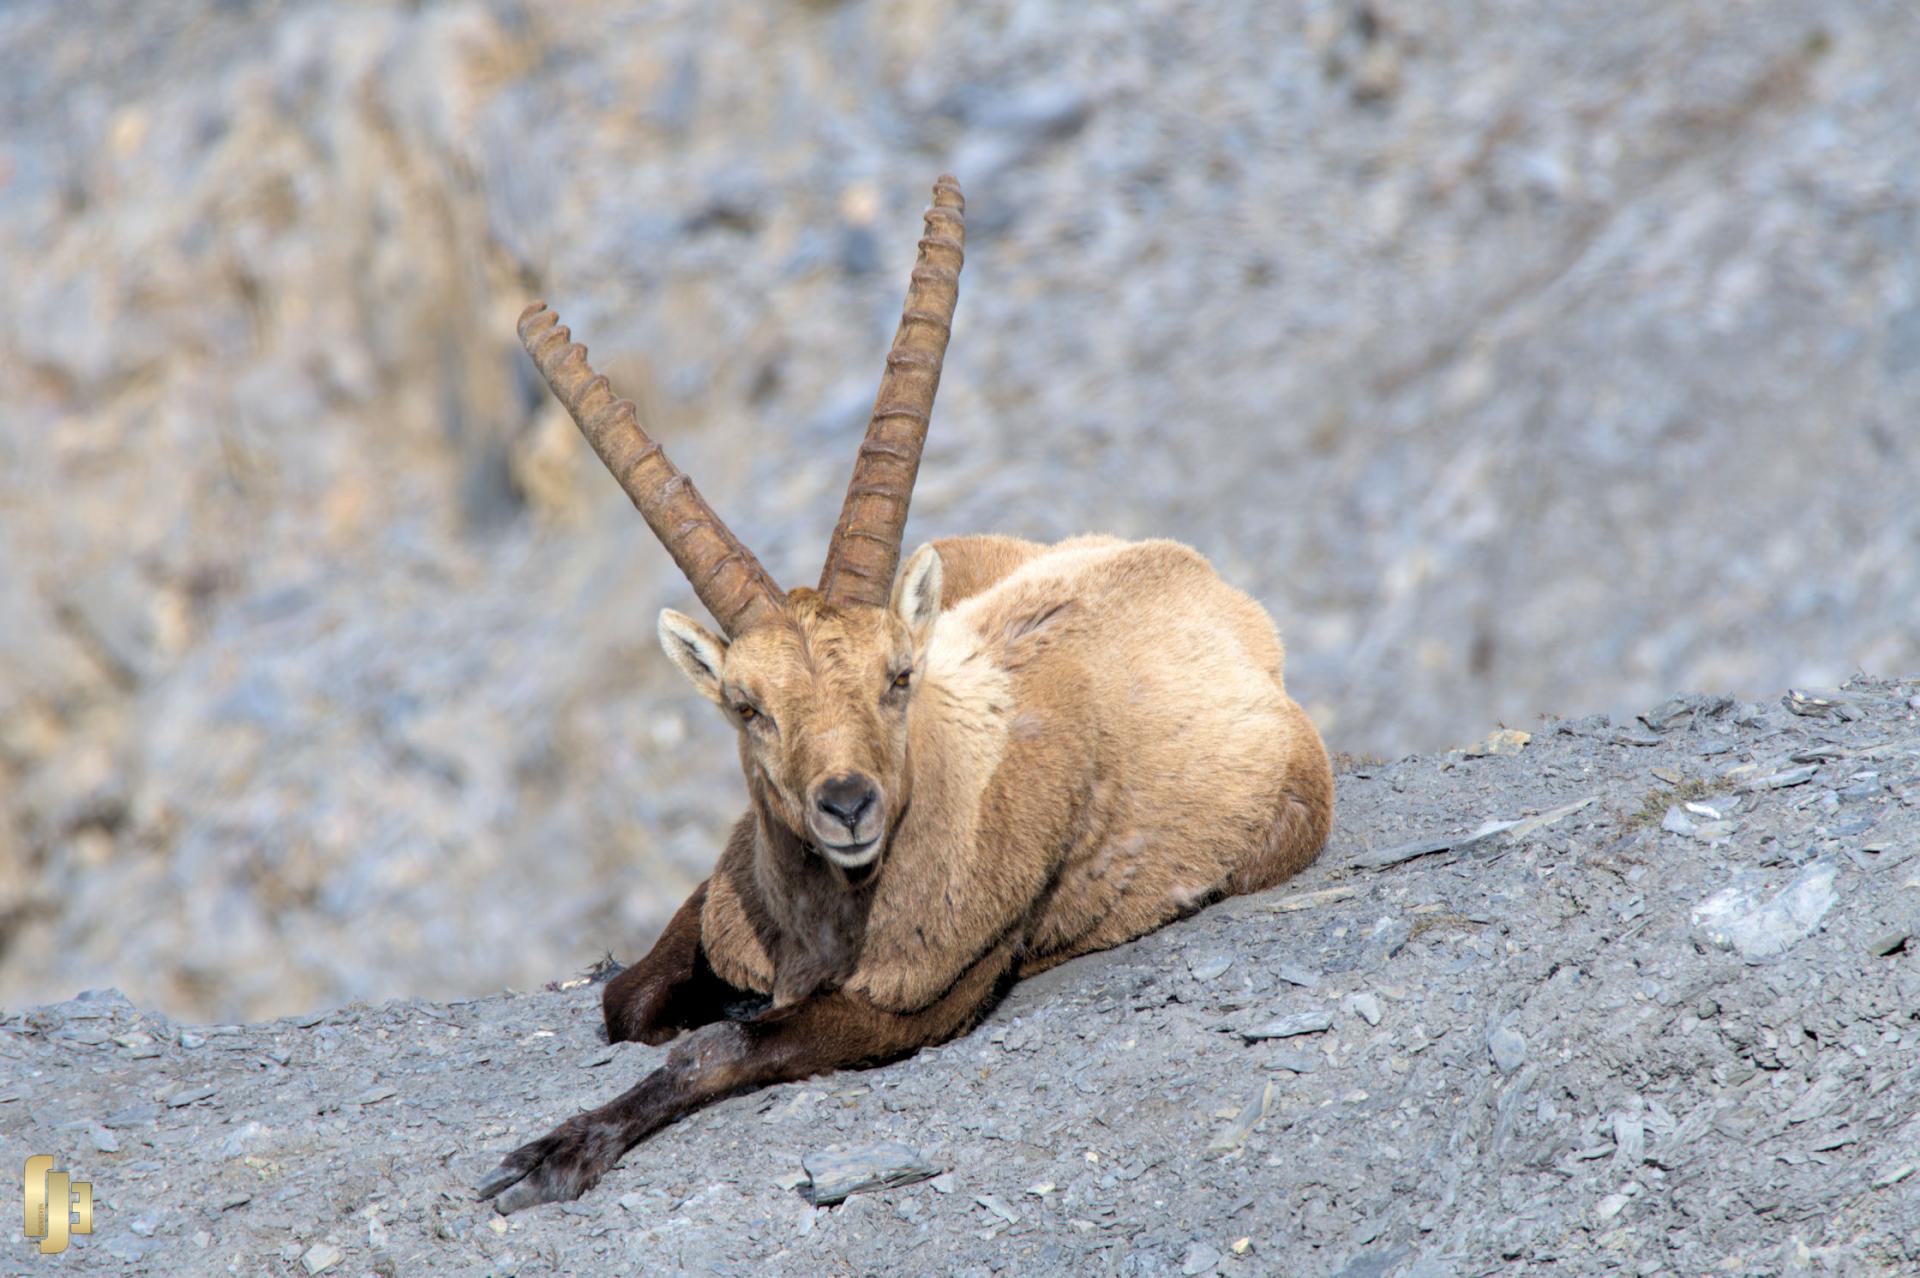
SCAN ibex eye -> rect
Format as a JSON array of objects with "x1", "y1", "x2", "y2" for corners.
[
  {"x1": 892, "y1": 670, "x2": 913, "y2": 690},
  {"x1": 736, "y1": 703, "x2": 756, "y2": 721}
]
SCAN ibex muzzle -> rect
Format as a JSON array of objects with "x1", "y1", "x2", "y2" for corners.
[{"x1": 478, "y1": 177, "x2": 1335, "y2": 1215}]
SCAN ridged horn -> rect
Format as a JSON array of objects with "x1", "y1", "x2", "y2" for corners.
[
  {"x1": 818, "y1": 175, "x2": 965, "y2": 607},
  {"x1": 518, "y1": 303, "x2": 784, "y2": 637}
]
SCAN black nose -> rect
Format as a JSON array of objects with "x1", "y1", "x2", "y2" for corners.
[{"x1": 814, "y1": 774, "x2": 877, "y2": 831}]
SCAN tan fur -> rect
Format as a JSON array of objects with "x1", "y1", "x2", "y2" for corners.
[{"x1": 696, "y1": 533, "x2": 1335, "y2": 1014}]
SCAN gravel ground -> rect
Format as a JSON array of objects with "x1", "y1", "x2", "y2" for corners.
[
  {"x1": 5, "y1": 678, "x2": 1916, "y2": 1276},
  {"x1": 3, "y1": 0, "x2": 1920, "y2": 1023}
]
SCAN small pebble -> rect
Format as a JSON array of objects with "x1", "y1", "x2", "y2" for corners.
[
  {"x1": 1784, "y1": 690, "x2": 1837, "y2": 717},
  {"x1": 1188, "y1": 954, "x2": 1233, "y2": 982},
  {"x1": 1866, "y1": 929, "x2": 1910, "y2": 957},
  {"x1": 1487, "y1": 1026, "x2": 1526, "y2": 1075},
  {"x1": 301, "y1": 1243, "x2": 343, "y2": 1274},
  {"x1": 1347, "y1": 993, "x2": 1383, "y2": 1026},
  {"x1": 975, "y1": 1193, "x2": 1019, "y2": 1225},
  {"x1": 1182, "y1": 1241, "x2": 1224, "y2": 1275},
  {"x1": 1871, "y1": 1163, "x2": 1915, "y2": 1189},
  {"x1": 1275, "y1": 964, "x2": 1321, "y2": 989},
  {"x1": 1265, "y1": 1049, "x2": 1320, "y2": 1074},
  {"x1": 1463, "y1": 728, "x2": 1530, "y2": 757}
]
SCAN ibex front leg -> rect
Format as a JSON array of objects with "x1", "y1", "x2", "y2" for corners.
[
  {"x1": 602, "y1": 880, "x2": 767, "y2": 1045},
  {"x1": 477, "y1": 943, "x2": 1014, "y2": 1213}
]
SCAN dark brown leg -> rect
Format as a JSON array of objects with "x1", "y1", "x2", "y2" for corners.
[
  {"x1": 478, "y1": 940, "x2": 1015, "y2": 1213},
  {"x1": 603, "y1": 880, "x2": 763, "y2": 1045}
]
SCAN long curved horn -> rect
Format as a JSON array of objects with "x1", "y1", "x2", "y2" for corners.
[
  {"x1": 818, "y1": 175, "x2": 965, "y2": 607},
  {"x1": 518, "y1": 303, "x2": 784, "y2": 636}
]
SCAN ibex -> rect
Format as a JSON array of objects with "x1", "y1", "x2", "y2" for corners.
[{"x1": 477, "y1": 177, "x2": 1334, "y2": 1212}]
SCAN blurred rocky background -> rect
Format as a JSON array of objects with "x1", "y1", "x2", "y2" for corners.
[{"x1": 1, "y1": 0, "x2": 1916, "y2": 1022}]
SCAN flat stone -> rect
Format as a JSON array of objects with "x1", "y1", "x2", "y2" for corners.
[
  {"x1": 1684, "y1": 794, "x2": 1742, "y2": 819},
  {"x1": 1241, "y1": 1011, "x2": 1334, "y2": 1041},
  {"x1": 801, "y1": 1141, "x2": 940, "y2": 1206},
  {"x1": 1751, "y1": 765, "x2": 1819, "y2": 790},
  {"x1": 1639, "y1": 699, "x2": 1696, "y2": 731},
  {"x1": 1784, "y1": 690, "x2": 1839, "y2": 717},
  {"x1": 1690, "y1": 862, "x2": 1838, "y2": 964}
]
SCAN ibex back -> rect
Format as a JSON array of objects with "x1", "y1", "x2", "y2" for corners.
[{"x1": 477, "y1": 177, "x2": 1334, "y2": 1213}]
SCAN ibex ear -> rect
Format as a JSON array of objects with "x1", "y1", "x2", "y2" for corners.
[
  {"x1": 657, "y1": 609, "x2": 729, "y2": 705},
  {"x1": 891, "y1": 543, "x2": 943, "y2": 642}
]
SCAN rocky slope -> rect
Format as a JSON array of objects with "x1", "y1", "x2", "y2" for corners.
[
  {"x1": 3, "y1": 0, "x2": 1918, "y2": 1023},
  {"x1": 4, "y1": 679, "x2": 1917, "y2": 1275}
]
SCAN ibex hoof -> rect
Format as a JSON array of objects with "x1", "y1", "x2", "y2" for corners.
[{"x1": 474, "y1": 1119, "x2": 615, "y2": 1214}]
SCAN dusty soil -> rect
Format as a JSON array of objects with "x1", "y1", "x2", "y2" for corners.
[
  {"x1": 5, "y1": 678, "x2": 1916, "y2": 1276},
  {"x1": 5, "y1": 0, "x2": 1920, "y2": 1023}
]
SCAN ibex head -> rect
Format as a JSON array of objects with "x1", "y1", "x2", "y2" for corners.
[{"x1": 518, "y1": 177, "x2": 965, "y2": 886}]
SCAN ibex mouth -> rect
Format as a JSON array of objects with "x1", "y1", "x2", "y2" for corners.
[{"x1": 816, "y1": 836, "x2": 881, "y2": 870}]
